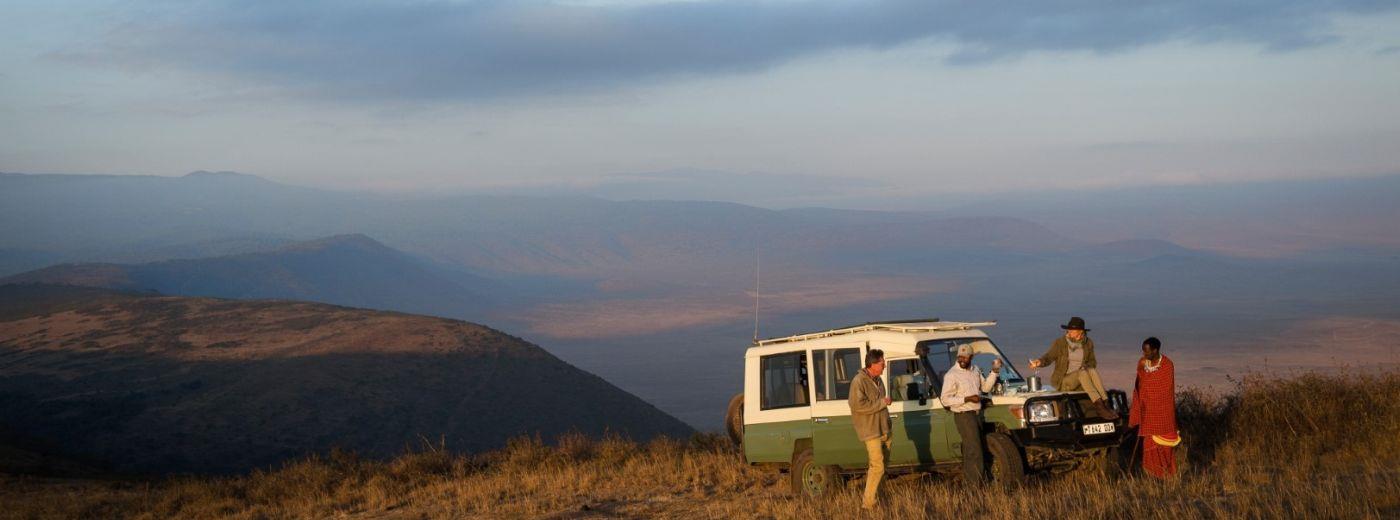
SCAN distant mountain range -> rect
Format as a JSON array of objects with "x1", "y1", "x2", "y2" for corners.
[
  {"x1": 0, "y1": 284, "x2": 693, "y2": 474},
  {"x1": 5, "y1": 170, "x2": 1397, "y2": 279},
  {"x1": 1, "y1": 234, "x2": 492, "y2": 321},
  {"x1": 3, "y1": 170, "x2": 1398, "y2": 430},
  {"x1": 960, "y1": 174, "x2": 1400, "y2": 257}
]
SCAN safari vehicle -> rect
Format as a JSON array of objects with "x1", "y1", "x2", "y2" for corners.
[{"x1": 723, "y1": 319, "x2": 1129, "y2": 496}]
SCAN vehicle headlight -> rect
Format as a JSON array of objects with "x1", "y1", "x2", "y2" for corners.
[{"x1": 1027, "y1": 402, "x2": 1058, "y2": 423}]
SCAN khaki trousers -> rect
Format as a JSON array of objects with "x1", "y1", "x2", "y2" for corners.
[
  {"x1": 1060, "y1": 368, "x2": 1109, "y2": 402},
  {"x1": 862, "y1": 435, "x2": 890, "y2": 509}
]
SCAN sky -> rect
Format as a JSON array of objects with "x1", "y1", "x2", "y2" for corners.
[{"x1": 3, "y1": 0, "x2": 1400, "y2": 207}]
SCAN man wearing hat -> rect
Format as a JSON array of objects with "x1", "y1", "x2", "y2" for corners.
[
  {"x1": 939, "y1": 343, "x2": 1002, "y2": 483},
  {"x1": 1029, "y1": 317, "x2": 1117, "y2": 419}
]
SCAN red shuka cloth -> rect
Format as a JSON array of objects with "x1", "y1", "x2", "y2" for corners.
[
  {"x1": 1141, "y1": 439, "x2": 1175, "y2": 479},
  {"x1": 1129, "y1": 355, "x2": 1177, "y2": 478}
]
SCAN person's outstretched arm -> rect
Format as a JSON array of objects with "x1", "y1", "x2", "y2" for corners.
[
  {"x1": 1034, "y1": 341, "x2": 1060, "y2": 368},
  {"x1": 979, "y1": 366, "x2": 999, "y2": 393}
]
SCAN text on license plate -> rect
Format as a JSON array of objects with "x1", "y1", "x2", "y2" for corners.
[{"x1": 1083, "y1": 423, "x2": 1115, "y2": 435}]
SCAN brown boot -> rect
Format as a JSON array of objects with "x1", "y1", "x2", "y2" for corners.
[{"x1": 1095, "y1": 399, "x2": 1119, "y2": 420}]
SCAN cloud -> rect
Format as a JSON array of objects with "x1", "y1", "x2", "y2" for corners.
[
  {"x1": 474, "y1": 168, "x2": 888, "y2": 207},
  {"x1": 1081, "y1": 140, "x2": 1173, "y2": 153},
  {"x1": 588, "y1": 168, "x2": 885, "y2": 203},
  {"x1": 79, "y1": 0, "x2": 1397, "y2": 102}
]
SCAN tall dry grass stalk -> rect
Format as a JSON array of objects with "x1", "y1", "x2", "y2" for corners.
[{"x1": 3, "y1": 372, "x2": 1397, "y2": 519}]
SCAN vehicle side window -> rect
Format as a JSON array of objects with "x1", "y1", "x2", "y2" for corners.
[
  {"x1": 887, "y1": 357, "x2": 931, "y2": 401},
  {"x1": 760, "y1": 352, "x2": 809, "y2": 410},
  {"x1": 921, "y1": 340, "x2": 955, "y2": 379},
  {"x1": 967, "y1": 340, "x2": 1023, "y2": 381},
  {"x1": 811, "y1": 348, "x2": 861, "y2": 401}
]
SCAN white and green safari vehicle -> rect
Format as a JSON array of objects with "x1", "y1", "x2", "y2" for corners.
[{"x1": 722, "y1": 319, "x2": 1129, "y2": 496}]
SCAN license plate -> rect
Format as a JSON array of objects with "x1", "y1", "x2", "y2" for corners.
[{"x1": 1083, "y1": 423, "x2": 1115, "y2": 435}]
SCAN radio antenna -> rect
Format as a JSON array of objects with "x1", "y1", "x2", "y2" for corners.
[{"x1": 753, "y1": 247, "x2": 761, "y2": 343}]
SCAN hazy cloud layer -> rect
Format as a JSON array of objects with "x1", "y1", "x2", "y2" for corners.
[
  {"x1": 90, "y1": 0, "x2": 1397, "y2": 101},
  {"x1": 464, "y1": 168, "x2": 889, "y2": 207}
]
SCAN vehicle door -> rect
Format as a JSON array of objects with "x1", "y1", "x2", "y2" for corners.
[
  {"x1": 885, "y1": 356, "x2": 950, "y2": 465},
  {"x1": 743, "y1": 350, "x2": 813, "y2": 464},
  {"x1": 915, "y1": 341, "x2": 961, "y2": 462},
  {"x1": 809, "y1": 346, "x2": 868, "y2": 467}
]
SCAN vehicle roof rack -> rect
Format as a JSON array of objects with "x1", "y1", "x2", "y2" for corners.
[
  {"x1": 754, "y1": 320, "x2": 997, "y2": 347},
  {"x1": 860, "y1": 318, "x2": 939, "y2": 326}
]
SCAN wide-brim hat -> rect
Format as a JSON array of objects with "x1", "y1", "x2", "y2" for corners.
[{"x1": 1060, "y1": 316, "x2": 1090, "y2": 331}]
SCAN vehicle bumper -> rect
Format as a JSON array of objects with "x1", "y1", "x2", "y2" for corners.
[
  {"x1": 1010, "y1": 389, "x2": 1131, "y2": 449},
  {"x1": 1011, "y1": 418, "x2": 1128, "y2": 449}
]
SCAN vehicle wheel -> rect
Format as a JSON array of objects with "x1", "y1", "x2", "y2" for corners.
[
  {"x1": 790, "y1": 447, "x2": 839, "y2": 499},
  {"x1": 985, "y1": 432, "x2": 1026, "y2": 487},
  {"x1": 724, "y1": 393, "x2": 744, "y2": 447}
]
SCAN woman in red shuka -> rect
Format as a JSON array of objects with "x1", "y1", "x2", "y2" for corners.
[{"x1": 1129, "y1": 336, "x2": 1179, "y2": 478}]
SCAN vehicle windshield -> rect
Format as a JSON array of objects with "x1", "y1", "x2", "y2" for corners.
[{"x1": 918, "y1": 337, "x2": 1025, "y2": 385}]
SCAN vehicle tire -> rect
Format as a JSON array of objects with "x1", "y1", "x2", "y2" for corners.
[
  {"x1": 724, "y1": 393, "x2": 744, "y2": 447},
  {"x1": 985, "y1": 432, "x2": 1026, "y2": 487},
  {"x1": 790, "y1": 447, "x2": 839, "y2": 499}
]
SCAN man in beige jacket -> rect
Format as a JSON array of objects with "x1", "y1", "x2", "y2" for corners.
[{"x1": 849, "y1": 348, "x2": 891, "y2": 510}]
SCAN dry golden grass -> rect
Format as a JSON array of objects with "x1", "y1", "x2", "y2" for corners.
[{"x1": 4, "y1": 371, "x2": 1398, "y2": 519}]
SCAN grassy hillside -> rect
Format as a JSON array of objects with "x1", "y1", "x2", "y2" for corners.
[
  {"x1": 0, "y1": 285, "x2": 693, "y2": 475},
  {"x1": 4, "y1": 371, "x2": 1395, "y2": 519}
]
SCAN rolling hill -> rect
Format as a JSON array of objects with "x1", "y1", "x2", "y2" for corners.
[
  {"x1": 0, "y1": 234, "x2": 492, "y2": 320},
  {"x1": 0, "y1": 284, "x2": 694, "y2": 474}
]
